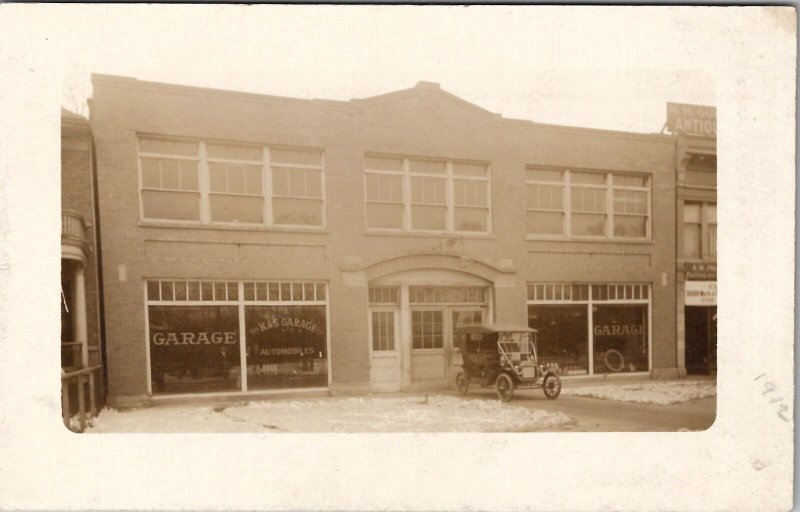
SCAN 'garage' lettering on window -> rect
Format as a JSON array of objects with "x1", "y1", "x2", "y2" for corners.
[
  {"x1": 593, "y1": 324, "x2": 646, "y2": 336},
  {"x1": 152, "y1": 332, "x2": 237, "y2": 345}
]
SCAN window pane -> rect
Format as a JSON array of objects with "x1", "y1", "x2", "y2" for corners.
[
  {"x1": 148, "y1": 306, "x2": 241, "y2": 395},
  {"x1": 227, "y1": 282, "x2": 238, "y2": 301},
  {"x1": 367, "y1": 203, "x2": 404, "y2": 229},
  {"x1": 409, "y1": 159, "x2": 446, "y2": 174},
  {"x1": 613, "y1": 190, "x2": 647, "y2": 214},
  {"x1": 527, "y1": 184, "x2": 563, "y2": 210},
  {"x1": 210, "y1": 195, "x2": 263, "y2": 223},
  {"x1": 270, "y1": 148, "x2": 322, "y2": 166},
  {"x1": 142, "y1": 190, "x2": 200, "y2": 220},
  {"x1": 571, "y1": 187, "x2": 607, "y2": 213},
  {"x1": 683, "y1": 224, "x2": 701, "y2": 258},
  {"x1": 613, "y1": 174, "x2": 647, "y2": 187},
  {"x1": 592, "y1": 305, "x2": 648, "y2": 374},
  {"x1": 411, "y1": 176, "x2": 445, "y2": 204},
  {"x1": 613, "y1": 215, "x2": 647, "y2": 238},
  {"x1": 571, "y1": 172, "x2": 606, "y2": 185},
  {"x1": 684, "y1": 204, "x2": 701, "y2": 223},
  {"x1": 288, "y1": 169, "x2": 306, "y2": 197},
  {"x1": 207, "y1": 143, "x2": 262, "y2": 161},
  {"x1": 315, "y1": 283, "x2": 326, "y2": 301},
  {"x1": 214, "y1": 282, "x2": 227, "y2": 300},
  {"x1": 452, "y1": 162, "x2": 487, "y2": 177},
  {"x1": 526, "y1": 168, "x2": 563, "y2": 182},
  {"x1": 572, "y1": 213, "x2": 605, "y2": 236},
  {"x1": 455, "y1": 207, "x2": 487, "y2": 232},
  {"x1": 454, "y1": 180, "x2": 487, "y2": 207},
  {"x1": 227, "y1": 165, "x2": 246, "y2": 194},
  {"x1": 147, "y1": 281, "x2": 160, "y2": 301},
  {"x1": 304, "y1": 283, "x2": 316, "y2": 301},
  {"x1": 364, "y1": 155, "x2": 403, "y2": 171},
  {"x1": 272, "y1": 167, "x2": 289, "y2": 196},
  {"x1": 528, "y1": 305, "x2": 589, "y2": 375},
  {"x1": 527, "y1": 211, "x2": 563, "y2": 235},
  {"x1": 179, "y1": 161, "x2": 198, "y2": 191},
  {"x1": 160, "y1": 159, "x2": 180, "y2": 189},
  {"x1": 209, "y1": 163, "x2": 227, "y2": 192},
  {"x1": 201, "y1": 282, "x2": 213, "y2": 301},
  {"x1": 708, "y1": 224, "x2": 717, "y2": 258},
  {"x1": 306, "y1": 170, "x2": 322, "y2": 198},
  {"x1": 268, "y1": 283, "x2": 280, "y2": 301},
  {"x1": 187, "y1": 281, "x2": 200, "y2": 301},
  {"x1": 243, "y1": 282, "x2": 255, "y2": 301},
  {"x1": 280, "y1": 283, "x2": 291, "y2": 301},
  {"x1": 141, "y1": 158, "x2": 161, "y2": 188},
  {"x1": 365, "y1": 174, "x2": 402, "y2": 203},
  {"x1": 245, "y1": 166, "x2": 262, "y2": 194},
  {"x1": 273, "y1": 198, "x2": 323, "y2": 226},
  {"x1": 139, "y1": 138, "x2": 197, "y2": 156},
  {"x1": 411, "y1": 205, "x2": 446, "y2": 230}
]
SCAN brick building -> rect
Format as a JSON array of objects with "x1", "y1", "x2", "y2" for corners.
[
  {"x1": 61, "y1": 108, "x2": 105, "y2": 424},
  {"x1": 89, "y1": 74, "x2": 679, "y2": 407}
]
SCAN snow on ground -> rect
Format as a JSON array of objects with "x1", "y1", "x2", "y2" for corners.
[
  {"x1": 86, "y1": 395, "x2": 575, "y2": 433},
  {"x1": 562, "y1": 380, "x2": 716, "y2": 405}
]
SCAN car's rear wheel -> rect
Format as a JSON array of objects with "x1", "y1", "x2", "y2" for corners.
[
  {"x1": 496, "y1": 373, "x2": 514, "y2": 402},
  {"x1": 456, "y1": 372, "x2": 469, "y2": 396},
  {"x1": 543, "y1": 373, "x2": 562, "y2": 400}
]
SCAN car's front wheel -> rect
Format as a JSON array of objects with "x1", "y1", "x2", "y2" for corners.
[
  {"x1": 496, "y1": 373, "x2": 514, "y2": 402},
  {"x1": 543, "y1": 373, "x2": 562, "y2": 400}
]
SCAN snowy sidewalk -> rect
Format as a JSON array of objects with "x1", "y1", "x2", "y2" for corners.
[
  {"x1": 561, "y1": 378, "x2": 716, "y2": 405},
  {"x1": 86, "y1": 395, "x2": 575, "y2": 433}
]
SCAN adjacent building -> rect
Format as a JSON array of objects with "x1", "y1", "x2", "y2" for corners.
[
  {"x1": 88, "y1": 74, "x2": 682, "y2": 407},
  {"x1": 667, "y1": 103, "x2": 717, "y2": 375},
  {"x1": 61, "y1": 108, "x2": 105, "y2": 426}
]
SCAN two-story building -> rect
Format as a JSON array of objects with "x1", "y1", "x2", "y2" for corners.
[
  {"x1": 89, "y1": 74, "x2": 679, "y2": 407},
  {"x1": 668, "y1": 103, "x2": 717, "y2": 375}
]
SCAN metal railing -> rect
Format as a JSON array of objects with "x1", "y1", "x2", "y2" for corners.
[
  {"x1": 61, "y1": 210, "x2": 87, "y2": 243},
  {"x1": 61, "y1": 365, "x2": 102, "y2": 432}
]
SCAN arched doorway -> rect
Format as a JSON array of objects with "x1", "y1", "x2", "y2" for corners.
[{"x1": 367, "y1": 268, "x2": 493, "y2": 391}]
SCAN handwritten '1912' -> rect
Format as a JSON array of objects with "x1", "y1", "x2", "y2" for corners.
[{"x1": 754, "y1": 374, "x2": 790, "y2": 421}]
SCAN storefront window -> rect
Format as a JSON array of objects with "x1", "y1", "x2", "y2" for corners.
[
  {"x1": 592, "y1": 305, "x2": 648, "y2": 374},
  {"x1": 528, "y1": 305, "x2": 589, "y2": 375},
  {"x1": 148, "y1": 306, "x2": 241, "y2": 395},
  {"x1": 244, "y1": 305, "x2": 327, "y2": 390},
  {"x1": 527, "y1": 283, "x2": 650, "y2": 375}
]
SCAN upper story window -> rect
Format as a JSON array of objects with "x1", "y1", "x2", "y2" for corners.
[
  {"x1": 683, "y1": 202, "x2": 716, "y2": 260},
  {"x1": 526, "y1": 167, "x2": 651, "y2": 240},
  {"x1": 138, "y1": 136, "x2": 325, "y2": 228},
  {"x1": 364, "y1": 154, "x2": 490, "y2": 235}
]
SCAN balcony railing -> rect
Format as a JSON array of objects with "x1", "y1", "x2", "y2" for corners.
[{"x1": 61, "y1": 210, "x2": 88, "y2": 243}]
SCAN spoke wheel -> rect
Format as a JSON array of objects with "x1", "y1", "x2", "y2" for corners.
[
  {"x1": 604, "y1": 349, "x2": 625, "y2": 373},
  {"x1": 496, "y1": 373, "x2": 514, "y2": 402},
  {"x1": 456, "y1": 372, "x2": 469, "y2": 396},
  {"x1": 543, "y1": 373, "x2": 562, "y2": 400}
]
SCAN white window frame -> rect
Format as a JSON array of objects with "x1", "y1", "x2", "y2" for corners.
[
  {"x1": 526, "y1": 282, "x2": 652, "y2": 376},
  {"x1": 682, "y1": 201, "x2": 717, "y2": 261},
  {"x1": 364, "y1": 154, "x2": 491, "y2": 236},
  {"x1": 525, "y1": 167, "x2": 651, "y2": 241},
  {"x1": 137, "y1": 136, "x2": 326, "y2": 230}
]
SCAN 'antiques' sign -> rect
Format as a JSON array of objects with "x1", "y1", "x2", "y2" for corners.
[
  {"x1": 685, "y1": 281, "x2": 717, "y2": 306},
  {"x1": 666, "y1": 102, "x2": 716, "y2": 138},
  {"x1": 685, "y1": 262, "x2": 717, "y2": 281}
]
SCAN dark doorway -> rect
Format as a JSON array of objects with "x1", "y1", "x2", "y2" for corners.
[{"x1": 685, "y1": 306, "x2": 717, "y2": 374}]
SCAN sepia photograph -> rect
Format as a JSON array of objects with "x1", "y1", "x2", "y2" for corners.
[{"x1": 1, "y1": 4, "x2": 795, "y2": 511}]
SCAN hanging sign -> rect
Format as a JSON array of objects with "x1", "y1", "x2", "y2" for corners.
[
  {"x1": 686, "y1": 262, "x2": 717, "y2": 281},
  {"x1": 685, "y1": 281, "x2": 717, "y2": 306},
  {"x1": 666, "y1": 102, "x2": 716, "y2": 138}
]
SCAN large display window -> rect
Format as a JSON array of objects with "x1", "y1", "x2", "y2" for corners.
[
  {"x1": 245, "y1": 305, "x2": 327, "y2": 389},
  {"x1": 149, "y1": 306, "x2": 241, "y2": 394},
  {"x1": 146, "y1": 279, "x2": 329, "y2": 396},
  {"x1": 527, "y1": 283, "x2": 650, "y2": 376}
]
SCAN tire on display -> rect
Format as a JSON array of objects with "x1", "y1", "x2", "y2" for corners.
[
  {"x1": 496, "y1": 373, "x2": 514, "y2": 402},
  {"x1": 456, "y1": 372, "x2": 469, "y2": 396},
  {"x1": 603, "y1": 349, "x2": 625, "y2": 373},
  {"x1": 543, "y1": 373, "x2": 562, "y2": 400}
]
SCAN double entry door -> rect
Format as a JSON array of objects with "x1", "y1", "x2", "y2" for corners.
[{"x1": 369, "y1": 306, "x2": 485, "y2": 392}]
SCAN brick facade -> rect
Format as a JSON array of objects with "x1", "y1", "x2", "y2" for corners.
[{"x1": 89, "y1": 74, "x2": 679, "y2": 405}]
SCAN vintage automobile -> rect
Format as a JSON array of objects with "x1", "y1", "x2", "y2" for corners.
[{"x1": 453, "y1": 324, "x2": 562, "y2": 402}]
